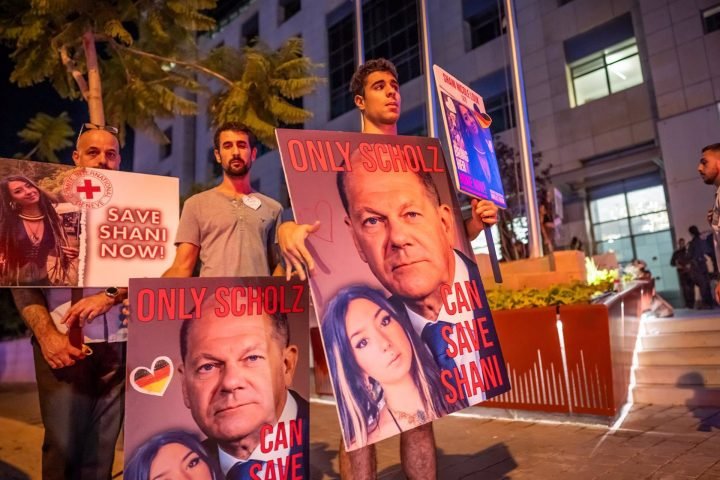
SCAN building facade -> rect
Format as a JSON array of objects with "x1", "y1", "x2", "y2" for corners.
[{"x1": 133, "y1": 0, "x2": 720, "y2": 301}]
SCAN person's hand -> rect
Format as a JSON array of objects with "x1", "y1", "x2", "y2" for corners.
[
  {"x1": 61, "y1": 246, "x2": 79, "y2": 260},
  {"x1": 715, "y1": 282, "x2": 720, "y2": 305},
  {"x1": 708, "y1": 209, "x2": 714, "y2": 226},
  {"x1": 471, "y1": 199, "x2": 499, "y2": 227},
  {"x1": 61, "y1": 291, "x2": 114, "y2": 328},
  {"x1": 278, "y1": 221, "x2": 321, "y2": 281},
  {"x1": 121, "y1": 298, "x2": 130, "y2": 326},
  {"x1": 37, "y1": 329, "x2": 85, "y2": 369}
]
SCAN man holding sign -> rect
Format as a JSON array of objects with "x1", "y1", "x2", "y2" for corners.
[
  {"x1": 279, "y1": 59, "x2": 500, "y2": 480},
  {"x1": 12, "y1": 124, "x2": 128, "y2": 479}
]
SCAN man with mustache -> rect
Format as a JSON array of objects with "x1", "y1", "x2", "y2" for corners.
[
  {"x1": 163, "y1": 123, "x2": 283, "y2": 278},
  {"x1": 178, "y1": 298, "x2": 308, "y2": 479}
]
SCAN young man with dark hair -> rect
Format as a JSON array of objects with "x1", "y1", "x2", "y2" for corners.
[
  {"x1": 279, "y1": 58, "x2": 499, "y2": 479},
  {"x1": 699, "y1": 143, "x2": 720, "y2": 304},
  {"x1": 163, "y1": 122, "x2": 283, "y2": 278}
]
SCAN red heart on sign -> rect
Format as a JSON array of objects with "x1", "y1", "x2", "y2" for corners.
[{"x1": 298, "y1": 201, "x2": 334, "y2": 243}]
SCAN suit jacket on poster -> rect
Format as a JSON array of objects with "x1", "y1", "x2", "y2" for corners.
[
  {"x1": 202, "y1": 389, "x2": 309, "y2": 479},
  {"x1": 389, "y1": 249, "x2": 508, "y2": 400}
]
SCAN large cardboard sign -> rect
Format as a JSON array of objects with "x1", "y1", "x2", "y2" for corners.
[
  {"x1": 276, "y1": 129, "x2": 509, "y2": 451},
  {"x1": 126, "y1": 277, "x2": 310, "y2": 480},
  {"x1": 433, "y1": 65, "x2": 507, "y2": 208},
  {"x1": 0, "y1": 158, "x2": 178, "y2": 286}
]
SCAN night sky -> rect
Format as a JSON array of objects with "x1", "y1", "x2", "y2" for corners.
[{"x1": 0, "y1": 46, "x2": 134, "y2": 171}]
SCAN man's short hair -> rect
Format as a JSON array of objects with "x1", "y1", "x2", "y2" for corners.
[
  {"x1": 336, "y1": 167, "x2": 442, "y2": 215},
  {"x1": 213, "y1": 122, "x2": 257, "y2": 150},
  {"x1": 349, "y1": 58, "x2": 399, "y2": 98},
  {"x1": 702, "y1": 143, "x2": 720, "y2": 154},
  {"x1": 179, "y1": 309, "x2": 290, "y2": 362},
  {"x1": 689, "y1": 225, "x2": 700, "y2": 236}
]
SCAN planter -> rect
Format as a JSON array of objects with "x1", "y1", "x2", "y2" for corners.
[{"x1": 482, "y1": 282, "x2": 651, "y2": 417}]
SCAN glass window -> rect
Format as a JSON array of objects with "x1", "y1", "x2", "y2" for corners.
[
  {"x1": 630, "y1": 212, "x2": 670, "y2": 235},
  {"x1": 569, "y1": 38, "x2": 643, "y2": 107},
  {"x1": 573, "y1": 69, "x2": 610, "y2": 106},
  {"x1": 280, "y1": 0, "x2": 301, "y2": 23},
  {"x1": 626, "y1": 185, "x2": 667, "y2": 216},
  {"x1": 593, "y1": 219, "x2": 631, "y2": 242},
  {"x1": 590, "y1": 193, "x2": 628, "y2": 223},
  {"x1": 703, "y1": 5, "x2": 720, "y2": 34},
  {"x1": 464, "y1": 2, "x2": 505, "y2": 50},
  {"x1": 327, "y1": 13, "x2": 355, "y2": 118},
  {"x1": 326, "y1": 0, "x2": 421, "y2": 119},
  {"x1": 363, "y1": 0, "x2": 421, "y2": 84},
  {"x1": 596, "y1": 237, "x2": 634, "y2": 263}
]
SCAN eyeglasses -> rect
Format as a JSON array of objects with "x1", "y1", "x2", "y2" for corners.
[
  {"x1": 79, "y1": 123, "x2": 119, "y2": 136},
  {"x1": 76, "y1": 123, "x2": 119, "y2": 147}
]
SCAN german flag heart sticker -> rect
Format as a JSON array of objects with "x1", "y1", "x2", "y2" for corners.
[{"x1": 130, "y1": 356, "x2": 174, "y2": 396}]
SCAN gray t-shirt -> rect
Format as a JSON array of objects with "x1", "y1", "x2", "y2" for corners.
[{"x1": 175, "y1": 189, "x2": 283, "y2": 277}]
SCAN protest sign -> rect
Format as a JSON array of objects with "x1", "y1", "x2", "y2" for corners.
[
  {"x1": 0, "y1": 158, "x2": 177, "y2": 286},
  {"x1": 276, "y1": 129, "x2": 509, "y2": 450},
  {"x1": 125, "y1": 277, "x2": 310, "y2": 480},
  {"x1": 433, "y1": 65, "x2": 507, "y2": 208}
]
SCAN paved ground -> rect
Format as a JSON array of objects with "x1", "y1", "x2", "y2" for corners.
[{"x1": 2, "y1": 383, "x2": 720, "y2": 479}]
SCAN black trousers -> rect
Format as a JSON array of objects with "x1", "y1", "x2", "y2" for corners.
[{"x1": 32, "y1": 338, "x2": 125, "y2": 480}]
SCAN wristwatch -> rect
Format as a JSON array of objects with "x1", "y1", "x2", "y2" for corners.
[{"x1": 105, "y1": 287, "x2": 120, "y2": 303}]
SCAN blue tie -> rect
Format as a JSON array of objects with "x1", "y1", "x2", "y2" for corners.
[
  {"x1": 227, "y1": 459, "x2": 265, "y2": 480},
  {"x1": 421, "y1": 320, "x2": 469, "y2": 408},
  {"x1": 421, "y1": 320, "x2": 457, "y2": 375}
]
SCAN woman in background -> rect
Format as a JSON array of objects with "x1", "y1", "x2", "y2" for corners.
[
  {"x1": 456, "y1": 102, "x2": 502, "y2": 195},
  {"x1": 125, "y1": 430, "x2": 221, "y2": 480},
  {"x1": 0, "y1": 174, "x2": 77, "y2": 285},
  {"x1": 322, "y1": 285, "x2": 455, "y2": 449}
]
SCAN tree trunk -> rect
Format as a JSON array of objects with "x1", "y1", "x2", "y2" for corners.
[{"x1": 82, "y1": 30, "x2": 105, "y2": 125}]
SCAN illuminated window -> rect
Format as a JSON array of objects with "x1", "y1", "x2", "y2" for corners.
[
  {"x1": 569, "y1": 39, "x2": 643, "y2": 106},
  {"x1": 703, "y1": 4, "x2": 720, "y2": 34},
  {"x1": 564, "y1": 14, "x2": 643, "y2": 107}
]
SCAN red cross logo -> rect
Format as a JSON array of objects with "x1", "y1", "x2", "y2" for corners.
[{"x1": 76, "y1": 179, "x2": 101, "y2": 199}]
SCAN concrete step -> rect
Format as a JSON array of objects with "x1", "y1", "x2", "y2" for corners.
[
  {"x1": 641, "y1": 331, "x2": 720, "y2": 350},
  {"x1": 635, "y1": 365, "x2": 720, "y2": 386},
  {"x1": 633, "y1": 384, "x2": 720, "y2": 407},
  {"x1": 644, "y1": 316, "x2": 720, "y2": 334},
  {"x1": 638, "y1": 347, "x2": 720, "y2": 366}
]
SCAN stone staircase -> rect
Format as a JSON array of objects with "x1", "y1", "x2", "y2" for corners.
[{"x1": 633, "y1": 314, "x2": 720, "y2": 406}]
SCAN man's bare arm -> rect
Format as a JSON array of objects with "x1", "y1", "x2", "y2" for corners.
[
  {"x1": 62, "y1": 288, "x2": 128, "y2": 328},
  {"x1": 162, "y1": 243, "x2": 200, "y2": 278},
  {"x1": 12, "y1": 288, "x2": 84, "y2": 369}
]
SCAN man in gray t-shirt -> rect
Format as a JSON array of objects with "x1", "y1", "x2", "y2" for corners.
[{"x1": 164, "y1": 123, "x2": 283, "y2": 277}]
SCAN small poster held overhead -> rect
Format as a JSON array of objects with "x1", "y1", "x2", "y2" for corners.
[{"x1": 433, "y1": 65, "x2": 507, "y2": 209}]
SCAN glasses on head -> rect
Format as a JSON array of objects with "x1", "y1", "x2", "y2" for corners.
[{"x1": 76, "y1": 123, "x2": 119, "y2": 146}]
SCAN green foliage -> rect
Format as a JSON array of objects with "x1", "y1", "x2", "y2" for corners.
[
  {"x1": 494, "y1": 139, "x2": 552, "y2": 261},
  {"x1": 15, "y1": 112, "x2": 74, "y2": 163},
  {"x1": 487, "y1": 281, "x2": 613, "y2": 311},
  {"x1": 0, "y1": 2, "x2": 322, "y2": 149},
  {"x1": 585, "y1": 257, "x2": 619, "y2": 287},
  {"x1": 207, "y1": 38, "x2": 323, "y2": 147}
]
